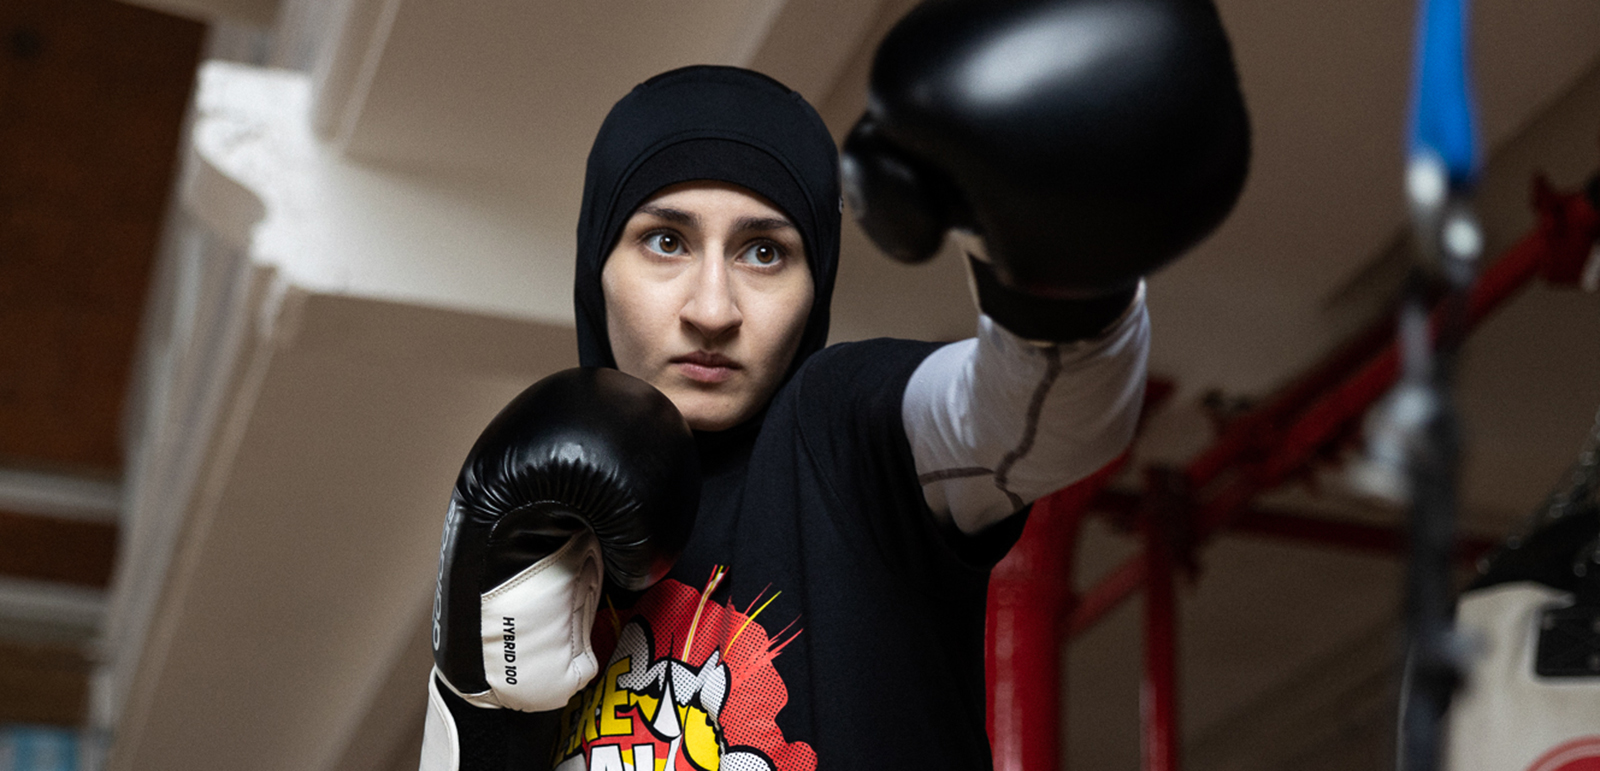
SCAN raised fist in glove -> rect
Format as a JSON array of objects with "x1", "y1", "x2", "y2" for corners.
[
  {"x1": 422, "y1": 368, "x2": 698, "y2": 771},
  {"x1": 842, "y1": 0, "x2": 1251, "y2": 325}
]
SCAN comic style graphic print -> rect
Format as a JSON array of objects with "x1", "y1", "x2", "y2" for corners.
[{"x1": 555, "y1": 567, "x2": 815, "y2": 771}]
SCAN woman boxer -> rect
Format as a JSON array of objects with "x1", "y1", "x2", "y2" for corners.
[
  {"x1": 560, "y1": 64, "x2": 1146, "y2": 770},
  {"x1": 426, "y1": 2, "x2": 1249, "y2": 767}
]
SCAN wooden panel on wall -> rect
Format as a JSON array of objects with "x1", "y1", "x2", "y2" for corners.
[
  {"x1": 0, "y1": 508, "x2": 116, "y2": 587},
  {"x1": 0, "y1": 638, "x2": 91, "y2": 726},
  {"x1": 0, "y1": 0, "x2": 204, "y2": 473}
]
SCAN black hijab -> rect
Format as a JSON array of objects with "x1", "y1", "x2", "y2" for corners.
[{"x1": 572, "y1": 66, "x2": 841, "y2": 398}]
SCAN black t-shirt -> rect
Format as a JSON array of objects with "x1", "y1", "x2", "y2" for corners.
[{"x1": 552, "y1": 338, "x2": 1026, "y2": 770}]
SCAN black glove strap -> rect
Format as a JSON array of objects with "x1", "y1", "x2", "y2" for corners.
[
  {"x1": 968, "y1": 256, "x2": 1138, "y2": 343},
  {"x1": 437, "y1": 674, "x2": 562, "y2": 771}
]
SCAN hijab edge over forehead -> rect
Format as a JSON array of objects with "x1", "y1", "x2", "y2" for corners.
[{"x1": 572, "y1": 66, "x2": 841, "y2": 394}]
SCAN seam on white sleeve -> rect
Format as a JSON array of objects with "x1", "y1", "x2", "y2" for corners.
[
  {"x1": 903, "y1": 284, "x2": 1148, "y2": 534},
  {"x1": 990, "y1": 345, "x2": 1063, "y2": 510}
]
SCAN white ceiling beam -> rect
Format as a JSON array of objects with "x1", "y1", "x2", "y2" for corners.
[
  {"x1": 0, "y1": 469, "x2": 119, "y2": 523},
  {"x1": 0, "y1": 578, "x2": 104, "y2": 637}
]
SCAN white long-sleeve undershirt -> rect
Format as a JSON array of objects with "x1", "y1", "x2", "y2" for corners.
[{"x1": 901, "y1": 283, "x2": 1150, "y2": 535}]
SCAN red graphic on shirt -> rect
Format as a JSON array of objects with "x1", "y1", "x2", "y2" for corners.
[
  {"x1": 1524, "y1": 736, "x2": 1600, "y2": 771},
  {"x1": 554, "y1": 567, "x2": 814, "y2": 771}
]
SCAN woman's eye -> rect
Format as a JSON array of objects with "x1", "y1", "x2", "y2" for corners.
[
  {"x1": 742, "y1": 243, "x2": 782, "y2": 267},
  {"x1": 646, "y1": 233, "x2": 682, "y2": 255}
]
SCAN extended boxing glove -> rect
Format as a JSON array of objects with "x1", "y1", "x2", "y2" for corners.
[
  {"x1": 841, "y1": 0, "x2": 1251, "y2": 309},
  {"x1": 421, "y1": 368, "x2": 698, "y2": 771}
]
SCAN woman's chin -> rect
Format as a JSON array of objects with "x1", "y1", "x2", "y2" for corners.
[
  {"x1": 683, "y1": 409, "x2": 744, "y2": 433},
  {"x1": 678, "y1": 397, "x2": 754, "y2": 433}
]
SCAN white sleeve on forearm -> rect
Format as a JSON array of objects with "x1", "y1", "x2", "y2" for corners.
[{"x1": 902, "y1": 283, "x2": 1149, "y2": 535}]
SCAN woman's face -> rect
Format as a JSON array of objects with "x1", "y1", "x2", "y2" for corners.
[{"x1": 602, "y1": 181, "x2": 814, "y2": 432}]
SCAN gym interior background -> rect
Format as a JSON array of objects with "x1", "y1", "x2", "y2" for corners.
[{"x1": 0, "y1": 0, "x2": 1596, "y2": 769}]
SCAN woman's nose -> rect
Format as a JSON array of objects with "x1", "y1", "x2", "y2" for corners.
[{"x1": 679, "y1": 253, "x2": 741, "y2": 342}]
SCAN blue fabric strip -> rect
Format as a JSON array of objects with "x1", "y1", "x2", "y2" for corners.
[{"x1": 1408, "y1": 0, "x2": 1479, "y2": 186}]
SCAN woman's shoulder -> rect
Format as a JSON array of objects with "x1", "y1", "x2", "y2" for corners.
[
  {"x1": 771, "y1": 338, "x2": 946, "y2": 427},
  {"x1": 794, "y1": 337, "x2": 945, "y2": 384}
]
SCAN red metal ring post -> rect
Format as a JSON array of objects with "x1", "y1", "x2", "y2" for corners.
[
  {"x1": 988, "y1": 462, "x2": 1124, "y2": 771},
  {"x1": 1141, "y1": 491, "x2": 1180, "y2": 771}
]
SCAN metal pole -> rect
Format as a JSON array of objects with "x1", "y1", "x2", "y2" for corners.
[
  {"x1": 1392, "y1": 0, "x2": 1480, "y2": 765},
  {"x1": 988, "y1": 465, "x2": 1113, "y2": 771},
  {"x1": 1141, "y1": 488, "x2": 1180, "y2": 771}
]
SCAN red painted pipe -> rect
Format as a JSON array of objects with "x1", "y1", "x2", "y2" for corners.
[
  {"x1": 1184, "y1": 177, "x2": 1597, "y2": 494},
  {"x1": 987, "y1": 461, "x2": 1125, "y2": 771},
  {"x1": 1067, "y1": 557, "x2": 1145, "y2": 641},
  {"x1": 1142, "y1": 501, "x2": 1180, "y2": 771},
  {"x1": 988, "y1": 563, "x2": 1070, "y2": 771},
  {"x1": 1184, "y1": 319, "x2": 1397, "y2": 491},
  {"x1": 1064, "y1": 202, "x2": 1586, "y2": 641},
  {"x1": 1257, "y1": 228, "x2": 1551, "y2": 490}
]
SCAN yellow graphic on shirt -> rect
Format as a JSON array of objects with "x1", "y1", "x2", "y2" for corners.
[{"x1": 554, "y1": 569, "x2": 813, "y2": 771}]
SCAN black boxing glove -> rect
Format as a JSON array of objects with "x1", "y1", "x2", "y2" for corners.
[
  {"x1": 841, "y1": 0, "x2": 1251, "y2": 315},
  {"x1": 421, "y1": 368, "x2": 698, "y2": 770}
]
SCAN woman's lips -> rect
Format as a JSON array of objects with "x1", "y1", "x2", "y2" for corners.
[{"x1": 672, "y1": 351, "x2": 741, "y2": 384}]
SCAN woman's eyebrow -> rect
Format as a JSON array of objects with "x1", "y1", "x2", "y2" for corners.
[
  {"x1": 635, "y1": 205, "x2": 793, "y2": 236},
  {"x1": 636, "y1": 205, "x2": 698, "y2": 227},
  {"x1": 732, "y1": 216, "x2": 796, "y2": 234}
]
